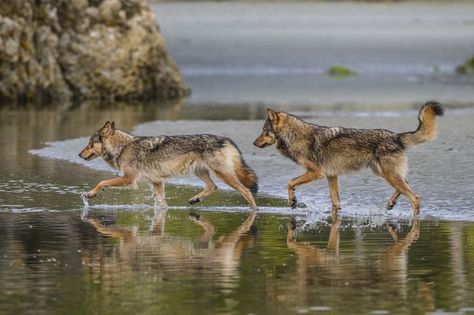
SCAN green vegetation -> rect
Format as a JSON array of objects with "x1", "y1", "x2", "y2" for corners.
[
  {"x1": 457, "y1": 55, "x2": 474, "y2": 75},
  {"x1": 326, "y1": 65, "x2": 357, "y2": 79}
]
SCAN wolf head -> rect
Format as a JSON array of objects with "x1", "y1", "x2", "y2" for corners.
[
  {"x1": 253, "y1": 108, "x2": 282, "y2": 148},
  {"x1": 79, "y1": 121, "x2": 115, "y2": 160}
]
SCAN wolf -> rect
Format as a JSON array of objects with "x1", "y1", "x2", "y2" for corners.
[
  {"x1": 253, "y1": 101, "x2": 444, "y2": 214},
  {"x1": 79, "y1": 121, "x2": 258, "y2": 209}
]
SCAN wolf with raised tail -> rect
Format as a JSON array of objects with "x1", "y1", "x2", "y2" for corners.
[
  {"x1": 253, "y1": 101, "x2": 444, "y2": 214},
  {"x1": 79, "y1": 122, "x2": 258, "y2": 209}
]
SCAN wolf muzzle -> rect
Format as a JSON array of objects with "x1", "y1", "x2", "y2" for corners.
[
  {"x1": 253, "y1": 140, "x2": 270, "y2": 148},
  {"x1": 79, "y1": 152, "x2": 93, "y2": 160}
]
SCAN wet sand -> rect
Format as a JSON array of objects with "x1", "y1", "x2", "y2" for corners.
[{"x1": 153, "y1": 1, "x2": 474, "y2": 105}]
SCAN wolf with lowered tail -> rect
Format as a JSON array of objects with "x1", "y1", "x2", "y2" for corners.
[{"x1": 79, "y1": 122, "x2": 258, "y2": 209}]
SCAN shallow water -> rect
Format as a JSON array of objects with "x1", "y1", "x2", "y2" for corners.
[
  {"x1": 1, "y1": 208, "x2": 474, "y2": 315},
  {"x1": 1, "y1": 103, "x2": 474, "y2": 314}
]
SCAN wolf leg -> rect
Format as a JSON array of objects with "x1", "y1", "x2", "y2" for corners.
[
  {"x1": 153, "y1": 181, "x2": 167, "y2": 208},
  {"x1": 214, "y1": 170, "x2": 257, "y2": 209},
  {"x1": 327, "y1": 176, "x2": 341, "y2": 213},
  {"x1": 189, "y1": 213, "x2": 216, "y2": 243},
  {"x1": 387, "y1": 190, "x2": 401, "y2": 210},
  {"x1": 83, "y1": 176, "x2": 134, "y2": 199},
  {"x1": 386, "y1": 178, "x2": 411, "y2": 209},
  {"x1": 383, "y1": 174, "x2": 420, "y2": 214},
  {"x1": 189, "y1": 169, "x2": 217, "y2": 204},
  {"x1": 287, "y1": 169, "x2": 323, "y2": 209}
]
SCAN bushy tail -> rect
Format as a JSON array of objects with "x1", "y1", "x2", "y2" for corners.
[
  {"x1": 399, "y1": 101, "x2": 444, "y2": 147},
  {"x1": 235, "y1": 158, "x2": 259, "y2": 196}
]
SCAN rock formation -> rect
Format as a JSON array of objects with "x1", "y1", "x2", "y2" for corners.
[{"x1": 0, "y1": 0, "x2": 188, "y2": 104}]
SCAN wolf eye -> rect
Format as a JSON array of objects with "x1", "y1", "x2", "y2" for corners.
[{"x1": 264, "y1": 126, "x2": 273, "y2": 134}]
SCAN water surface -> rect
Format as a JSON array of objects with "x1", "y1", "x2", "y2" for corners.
[{"x1": 1, "y1": 103, "x2": 474, "y2": 314}]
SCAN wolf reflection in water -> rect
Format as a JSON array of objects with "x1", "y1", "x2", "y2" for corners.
[
  {"x1": 81, "y1": 208, "x2": 424, "y2": 309},
  {"x1": 82, "y1": 208, "x2": 257, "y2": 282}
]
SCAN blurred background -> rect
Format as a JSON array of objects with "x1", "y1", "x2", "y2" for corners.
[{"x1": 152, "y1": 0, "x2": 474, "y2": 108}]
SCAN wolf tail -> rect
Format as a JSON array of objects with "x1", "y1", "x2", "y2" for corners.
[
  {"x1": 235, "y1": 158, "x2": 259, "y2": 196},
  {"x1": 399, "y1": 101, "x2": 444, "y2": 147}
]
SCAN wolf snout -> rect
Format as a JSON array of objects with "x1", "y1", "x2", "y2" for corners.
[
  {"x1": 79, "y1": 152, "x2": 91, "y2": 160},
  {"x1": 253, "y1": 140, "x2": 265, "y2": 148}
]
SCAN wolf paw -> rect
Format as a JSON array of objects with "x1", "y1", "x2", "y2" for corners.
[
  {"x1": 386, "y1": 201, "x2": 396, "y2": 210},
  {"x1": 189, "y1": 198, "x2": 201, "y2": 205},
  {"x1": 289, "y1": 196, "x2": 298, "y2": 209}
]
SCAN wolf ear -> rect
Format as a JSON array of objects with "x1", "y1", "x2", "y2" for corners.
[
  {"x1": 100, "y1": 121, "x2": 115, "y2": 135},
  {"x1": 267, "y1": 108, "x2": 279, "y2": 122}
]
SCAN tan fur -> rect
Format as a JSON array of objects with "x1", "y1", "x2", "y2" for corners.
[
  {"x1": 400, "y1": 102, "x2": 443, "y2": 146},
  {"x1": 234, "y1": 156, "x2": 259, "y2": 195},
  {"x1": 79, "y1": 122, "x2": 258, "y2": 209},
  {"x1": 254, "y1": 102, "x2": 444, "y2": 214}
]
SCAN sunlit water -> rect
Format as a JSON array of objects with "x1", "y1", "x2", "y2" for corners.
[{"x1": 1, "y1": 104, "x2": 474, "y2": 314}]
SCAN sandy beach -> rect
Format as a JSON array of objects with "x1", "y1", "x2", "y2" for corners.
[{"x1": 153, "y1": 1, "x2": 474, "y2": 105}]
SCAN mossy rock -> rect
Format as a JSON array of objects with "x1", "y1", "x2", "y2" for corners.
[
  {"x1": 326, "y1": 65, "x2": 357, "y2": 78},
  {"x1": 456, "y1": 56, "x2": 474, "y2": 75}
]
